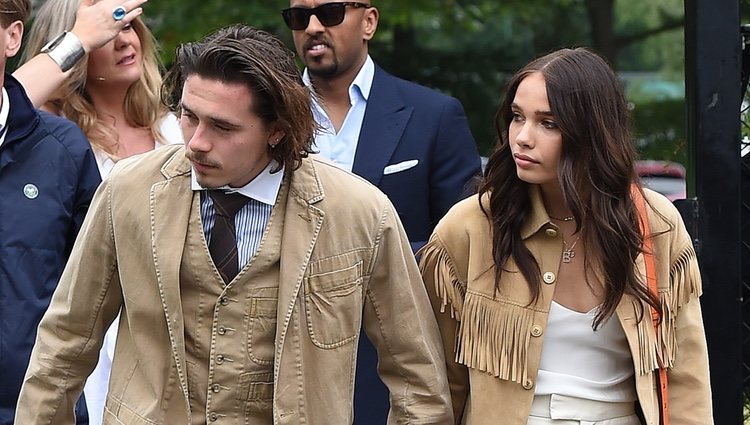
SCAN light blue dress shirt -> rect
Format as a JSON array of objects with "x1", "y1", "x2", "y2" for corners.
[{"x1": 303, "y1": 55, "x2": 375, "y2": 172}]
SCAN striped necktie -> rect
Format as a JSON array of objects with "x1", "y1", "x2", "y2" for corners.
[{"x1": 208, "y1": 190, "x2": 250, "y2": 284}]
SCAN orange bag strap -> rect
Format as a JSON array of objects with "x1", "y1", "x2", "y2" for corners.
[{"x1": 632, "y1": 186, "x2": 669, "y2": 425}]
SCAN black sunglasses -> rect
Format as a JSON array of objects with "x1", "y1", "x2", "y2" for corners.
[{"x1": 282, "y1": 2, "x2": 371, "y2": 31}]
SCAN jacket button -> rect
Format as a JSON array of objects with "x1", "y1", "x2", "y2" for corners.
[
  {"x1": 212, "y1": 383, "x2": 221, "y2": 393},
  {"x1": 543, "y1": 272, "x2": 556, "y2": 284},
  {"x1": 523, "y1": 379, "x2": 534, "y2": 390},
  {"x1": 545, "y1": 228, "x2": 558, "y2": 238},
  {"x1": 209, "y1": 412, "x2": 218, "y2": 422},
  {"x1": 216, "y1": 354, "x2": 225, "y2": 364},
  {"x1": 530, "y1": 325, "x2": 543, "y2": 337},
  {"x1": 217, "y1": 326, "x2": 226, "y2": 335},
  {"x1": 219, "y1": 297, "x2": 229, "y2": 306}
]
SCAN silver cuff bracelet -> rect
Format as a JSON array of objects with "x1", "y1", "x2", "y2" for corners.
[{"x1": 40, "y1": 31, "x2": 85, "y2": 73}]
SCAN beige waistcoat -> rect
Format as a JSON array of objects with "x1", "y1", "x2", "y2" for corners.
[{"x1": 181, "y1": 182, "x2": 288, "y2": 424}]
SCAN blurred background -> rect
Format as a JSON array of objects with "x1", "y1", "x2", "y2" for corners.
[
  {"x1": 16, "y1": 1, "x2": 750, "y2": 167},
  {"x1": 23, "y1": 0, "x2": 692, "y2": 159}
]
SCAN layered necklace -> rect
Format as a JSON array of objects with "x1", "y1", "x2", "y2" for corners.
[
  {"x1": 550, "y1": 215, "x2": 579, "y2": 263},
  {"x1": 561, "y1": 234, "x2": 581, "y2": 263}
]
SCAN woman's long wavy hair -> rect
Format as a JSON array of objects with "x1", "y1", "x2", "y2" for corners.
[
  {"x1": 478, "y1": 48, "x2": 660, "y2": 328},
  {"x1": 22, "y1": 0, "x2": 167, "y2": 159},
  {"x1": 161, "y1": 24, "x2": 315, "y2": 172}
]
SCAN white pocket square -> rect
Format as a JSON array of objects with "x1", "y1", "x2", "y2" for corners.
[{"x1": 383, "y1": 159, "x2": 419, "y2": 175}]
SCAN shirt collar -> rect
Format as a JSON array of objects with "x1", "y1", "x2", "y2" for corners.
[
  {"x1": 302, "y1": 55, "x2": 375, "y2": 103},
  {"x1": 191, "y1": 160, "x2": 284, "y2": 206}
]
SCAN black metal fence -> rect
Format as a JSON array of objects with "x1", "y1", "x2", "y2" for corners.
[
  {"x1": 743, "y1": 24, "x2": 750, "y2": 419},
  {"x1": 685, "y1": 0, "x2": 743, "y2": 423}
]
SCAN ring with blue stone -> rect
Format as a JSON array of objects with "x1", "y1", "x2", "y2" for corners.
[{"x1": 112, "y1": 6, "x2": 127, "y2": 21}]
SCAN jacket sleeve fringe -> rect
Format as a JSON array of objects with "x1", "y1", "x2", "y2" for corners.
[
  {"x1": 419, "y1": 238, "x2": 466, "y2": 319},
  {"x1": 636, "y1": 245, "x2": 702, "y2": 374}
]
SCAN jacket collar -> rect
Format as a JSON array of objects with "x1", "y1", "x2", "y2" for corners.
[
  {"x1": 521, "y1": 185, "x2": 556, "y2": 240},
  {"x1": 160, "y1": 147, "x2": 192, "y2": 180},
  {"x1": 4, "y1": 73, "x2": 39, "y2": 144},
  {"x1": 287, "y1": 155, "x2": 325, "y2": 206}
]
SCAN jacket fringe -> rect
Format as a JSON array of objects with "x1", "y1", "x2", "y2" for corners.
[
  {"x1": 419, "y1": 240, "x2": 466, "y2": 319},
  {"x1": 420, "y1": 240, "x2": 531, "y2": 383},
  {"x1": 456, "y1": 293, "x2": 533, "y2": 384},
  {"x1": 636, "y1": 245, "x2": 702, "y2": 374}
]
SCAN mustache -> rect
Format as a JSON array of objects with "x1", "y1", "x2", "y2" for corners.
[
  {"x1": 303, "y1": 36, "x2": 332, "y2": 51},
  {"x1": 185, "y1": 151, "x2": 220, "y2": 168}
]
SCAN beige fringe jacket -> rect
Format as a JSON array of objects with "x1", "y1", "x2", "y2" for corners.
[{"x1": 418, "y1": 186, "x2": 713, "y2": 425}]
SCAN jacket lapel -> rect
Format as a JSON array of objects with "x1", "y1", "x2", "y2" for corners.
[
  {"x1": 275, "y1": 158, "x2": 325, "y2": 360},
  {"x1": 352, "y1": 66, "x2": 412, "y2": 186},
  {"x1": 150, "y1": 148, "x2": 193, "y2": 406}
]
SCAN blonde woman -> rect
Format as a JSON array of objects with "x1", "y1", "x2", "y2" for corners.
[
  {"x1": 19, "y1": 1, "x2": 182, "y2": 422},
  {"x1": 22, "y1": 0, "x2": 181, "y2": 175}
]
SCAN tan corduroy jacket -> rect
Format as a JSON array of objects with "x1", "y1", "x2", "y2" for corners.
[
  {"x1": 15, "y1": 146, "x2": 452, "y2": 425},
  {"x1": 418, "y1": 186, "x2": 713, "y2": 425}
]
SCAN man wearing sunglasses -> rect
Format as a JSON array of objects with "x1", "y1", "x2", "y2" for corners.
[{"x1": 283, "y1": 1, "x2": 480, "y2": 424}]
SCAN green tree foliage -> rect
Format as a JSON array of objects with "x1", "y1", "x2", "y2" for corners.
[{"x1": 141, "y1": 0, "x2": 685, "y2": 157}]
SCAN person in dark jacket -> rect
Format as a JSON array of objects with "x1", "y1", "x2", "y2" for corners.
[{"x1": 0, "y1": 1, "x2": 101, "y2": 423}]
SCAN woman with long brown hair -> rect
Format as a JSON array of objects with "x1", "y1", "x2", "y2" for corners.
[{"x1": 419, "y1": 48, "x2": 712, "y2": 424}]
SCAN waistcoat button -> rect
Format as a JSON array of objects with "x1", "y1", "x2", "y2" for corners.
[
  {"x1": 216, "y1": 354, "x2": 224, "y2": 364},
  {"x1": 543, "y1": 272, "x2": 556, "y2": 284},
  {"x1": 209, "y1": 412, "x2": 218, "y2": 422},
  {"x1": 219, "y1": 297, "x2": 229, "y2": 306},
  {"x1": 523, "y1": 379, "x2": 534, "y2": 390},
  {"x1": 212, "y1": 383, "x2": 221, "y2": 393},
  {"x1": 218, "y1": 326, "x2": 226, "y2": 335}
]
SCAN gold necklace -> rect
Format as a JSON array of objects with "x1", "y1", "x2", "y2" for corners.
[
  {"x1": 561, "y1": 234, "x2": 581, "y2": 263},
  {"x1": 549, "y1": 215, "x2": 574, "y2": 222}
]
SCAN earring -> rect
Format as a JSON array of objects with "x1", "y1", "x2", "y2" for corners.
[{"x1": 269, "y1": 138, "x2": 281, "y2": 149}]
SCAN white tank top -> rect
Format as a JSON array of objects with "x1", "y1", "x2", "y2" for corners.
[{"x1": 535, "y1": 301, "x2": 637, "y2": 402}]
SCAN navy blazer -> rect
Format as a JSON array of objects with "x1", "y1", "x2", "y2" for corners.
[
  {"x1": 352, "y1": 65, "x2": 481, "y2": 250},
  {"x1": 352, "y1": 65, "x2": 480, "y2": 425}
]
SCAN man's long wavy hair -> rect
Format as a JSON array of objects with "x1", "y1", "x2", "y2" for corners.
[
  {"x1": 21, "y1": 0, "x2": 167, "y2": 160},
  {"x1": 478, "y1": 48, "x2": 660, "y2": 328},
  {"x1": 162, "y1": 24, "x2": 315, "y2": 172},
  {"x1": 0, "y1": 0, "x2": 30, "y2": 28}
]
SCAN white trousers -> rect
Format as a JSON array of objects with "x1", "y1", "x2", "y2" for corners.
[{"x1": 527, "y1": 394, "x2": 642, "y2": 425}]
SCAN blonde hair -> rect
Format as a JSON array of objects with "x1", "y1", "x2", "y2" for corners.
[{"x1": 22, "y1": 0, "x2": 168, "y2": 159}]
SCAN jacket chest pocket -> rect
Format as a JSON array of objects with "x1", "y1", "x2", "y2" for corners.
[{"x1": 303, "y1": 260, "x2": 364, "y2": 349}]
